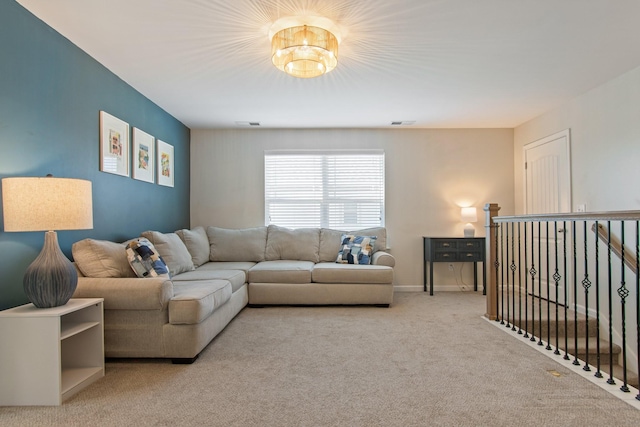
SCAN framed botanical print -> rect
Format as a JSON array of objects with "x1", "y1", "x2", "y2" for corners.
[
  {"x1": 132, "y1": 127, "x2": 155, "y2": 183},
  {"x1": 99, "y1": 111, "x2": 130, "y2": 177},
  {"x1": 156, "y1": 139, "x2": 174, "y2": 187}
]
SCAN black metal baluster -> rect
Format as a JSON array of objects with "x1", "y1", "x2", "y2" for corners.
[
  {"x1": 500, "y1": 223, "x2": 505, "y2": 325},
  {"x1": 518, "y1": 222, "x2": 523, "y2": 335},
  {"x1": 618, "y1": 221, "x2": 629, "y2": 392},
  {"x1": 538, "y1": 221, "x2": 543, "y2": 346},
  {"x1": 545, "y1": 221, "x2": 552, "y2": 350},
  {"x1": 582, "y1": 221, "x2": 592, "y2": 371},
  {"x1": 607, "y1": 221, "x2": 615, "y2": 385},
  {"x1": 511, "y1": 222, "x2": 517, "y2": 331},
  {"x1": 530, "y1": 221, "x2": 537, "y2": 342},
  {"x1": 505, "y1": 222, "x2": 511, "y2": 328},
  {"x1": 635, "y1": 220, "x2": 640, "y2": 401},
  {"x1": 572, "y1": 220, "x2": 580, "y2": 366},
  {"x1": 524, "y1": 222, "x2": 530, "y2": 339},
  {"x1": 553, "y1": 221, "x2": 561, "y2": 355},
  {"x1": 494, "y1": 223, "x2": 500, "y2": 323},
  {"x1": 563, "y1": 220, "x2": 569, "y2": 360},
  {"x1": 594, "y1": 221, "x2": 602, "y2": 378}
]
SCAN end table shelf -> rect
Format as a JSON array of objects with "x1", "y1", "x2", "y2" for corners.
[{"x1": 0, "y1": 298, "x2": 104, "y2": 406}]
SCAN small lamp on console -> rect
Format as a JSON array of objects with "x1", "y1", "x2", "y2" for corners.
[
  {"x1": 461, "y1": 206, "x2": 477, "y2": 238},
  {"x1": 2, "y1": 175, "x2": 93, "y2": 308}
]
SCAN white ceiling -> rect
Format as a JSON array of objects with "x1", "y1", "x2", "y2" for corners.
[{"x1": 17, "y1": 0, "x2": 640, "y2": 129}]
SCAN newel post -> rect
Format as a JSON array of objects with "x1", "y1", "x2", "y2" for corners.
[{"x1": 484, "y1": 203, "x2": 500, "y2": 320}]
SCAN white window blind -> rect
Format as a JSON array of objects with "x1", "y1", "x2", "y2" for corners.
[{"x1": 265, "y1": 150, "x2": 385, "y2": 229}]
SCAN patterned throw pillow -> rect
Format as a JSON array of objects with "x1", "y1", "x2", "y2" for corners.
[
  {"x1": 126, "y1": 238, "x2": 169, "y2": 278},
  {"x1": 336, "y1": 235, "x2": 377, "y2": 265}
]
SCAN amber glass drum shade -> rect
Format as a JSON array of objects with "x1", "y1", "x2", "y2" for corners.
[{"x1": 271, "y1": 25, "x2": 339, "y2": 78}]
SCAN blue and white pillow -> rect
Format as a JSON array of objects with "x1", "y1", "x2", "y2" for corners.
[
  {"x1": 336, "y1": 235, "x2": 377, "y2": 265},
  {"x1": 126, "y1": 238, "x2": 169, "y2": 278}
]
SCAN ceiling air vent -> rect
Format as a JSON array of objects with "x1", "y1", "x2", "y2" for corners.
[
  {"x1": 235, "y1": 121, "x2": 261, "y2": 126},
  {"x1": 391, "y1": 121, "x2": 416, "y2": 126}
]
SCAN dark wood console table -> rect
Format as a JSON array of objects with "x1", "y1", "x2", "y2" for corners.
[{"x1": 423, "y1": 237, "x2": 486, "y2": 295}]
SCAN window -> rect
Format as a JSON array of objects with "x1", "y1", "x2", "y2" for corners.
[{"x1": 265, "y1": 150, "x2": 385, "y2": 229}]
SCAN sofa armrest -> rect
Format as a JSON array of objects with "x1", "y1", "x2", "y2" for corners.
[
  {"x1": 74, "y1": 276, "x2": 173, "y2": 311},
  {"x1": 372, "y1": 251, "x2": 395, "y2": 267}
]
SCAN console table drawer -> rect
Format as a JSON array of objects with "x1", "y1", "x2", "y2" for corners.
[
  {"x1": 459, "y1": 251, "x2": 483, "y2": 262},
  {"x1": 458, "y1": 240, "x2": 482, "y2": 250},
  {"x1": 434, "y1": 240, "x2": 458, "y2": 250},
  {"x1": 434, "y1": 251, "x2": 457, "y2": 261}
]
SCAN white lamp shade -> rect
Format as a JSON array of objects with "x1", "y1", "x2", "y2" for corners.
[
  {"x1": 460, "y1": 207, "x2": 478, "y2": 223},
  {"x1": 2, "y1": 177, "x2": 93, "y2": 232}
]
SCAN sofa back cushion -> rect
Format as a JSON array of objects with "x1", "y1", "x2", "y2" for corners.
[
  {"x1": 264, "y1": 225, "x2": 320, "y2": 262},
  {"x1": 175, "y1": 226, "x2": 210, "y2": 267},
  {"x1": 141, "y1": 230, "x2": 195, "y2": 276},
  {"x1": 72, "y1": 238, "x2": 137, "y2": 278},
  {"x1": 207, "y1": 226, "x2": 267, "y2": 262},
  {"x1": 319, "y1": 228, "x2": 346, "y2": 262}
]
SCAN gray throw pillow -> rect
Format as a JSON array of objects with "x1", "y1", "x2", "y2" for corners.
[{"x1": 141, "y1": 230, "x2": 195, "y2": 276}]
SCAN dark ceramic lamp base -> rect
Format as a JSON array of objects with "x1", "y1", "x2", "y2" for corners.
[{"x1": 23, "y1": 231, "x2": 77, "y2": 308}]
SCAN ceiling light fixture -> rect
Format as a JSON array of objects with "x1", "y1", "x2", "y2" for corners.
[{"x1": 270, "y1": 17, "x2": 340, "y2": 79}]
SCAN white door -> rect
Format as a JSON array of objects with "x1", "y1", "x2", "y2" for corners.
[{"x1": 524, "y1": 129, "x2": 572, "y2": 304}]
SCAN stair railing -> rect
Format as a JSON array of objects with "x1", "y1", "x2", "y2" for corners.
[{"x1": 484, "y1": 204, "x2": 640, "y2": 399}]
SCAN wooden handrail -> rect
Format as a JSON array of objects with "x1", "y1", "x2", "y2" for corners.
[
  {"x1": 493, "y1": 210, "x2": 640, "y2": 223},
  {"x1": 591, "y1": 222, "x2": 638, "y2": 276}
]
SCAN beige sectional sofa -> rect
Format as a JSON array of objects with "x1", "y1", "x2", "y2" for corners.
[{"x1": 71, "y1": 225, "x2": 395, "y2": 363}]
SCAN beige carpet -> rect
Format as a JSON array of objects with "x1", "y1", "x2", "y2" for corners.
[{"x1": 1, "y1": 292, "x2": 639, "y2": 426}]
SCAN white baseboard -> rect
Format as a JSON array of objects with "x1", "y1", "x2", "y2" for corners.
[{"x1": 394, "y1": 285, "x2": 483, "y2": 293}]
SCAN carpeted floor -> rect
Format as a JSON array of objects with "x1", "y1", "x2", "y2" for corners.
[{"x1": 1, "y1": 292, "x2": 639, "y2": 426}]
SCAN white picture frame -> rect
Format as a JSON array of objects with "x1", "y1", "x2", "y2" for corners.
[
  {"x1": 99, "y1": 111, "x2": 130, "y2": 177},
  {"x1": 156, "y1": 139, "x2": 174, "y2": 187},
  {"x1": 132, "y1": 128, "x2": 155, "y2": 183}
]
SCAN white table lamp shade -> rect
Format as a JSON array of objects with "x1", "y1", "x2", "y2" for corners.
[
  {"x1": 2, "y1": 177, "x2": 93, "y2": 232},
  {"x1": 460, "y1": 207, "x2": 478, "y2": 223}
]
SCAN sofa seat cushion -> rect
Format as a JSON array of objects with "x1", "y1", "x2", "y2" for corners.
[
  {"x1": 169, "y1": 280, "x2": 232, "y2": 325},
  {"x1": 197, "y1": 261, "x2": 256, "y2": 274},
  {"x1": 248, "y1": 260, "x2": 314, "y2": 283},
  {"x1": 312, "y1": 263, "x2": 393, "y2": 284},
  {"x1": 172, "y1": 269, "x2": 246, "y2": 293}
]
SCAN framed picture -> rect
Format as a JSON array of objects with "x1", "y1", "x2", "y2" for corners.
[
  {"x1": 157, "y1": 140, "x2": 174, "y2": 187},
  {"x1": 132, "y1": 128, "x2": 155, "y2": 183},
  {"x1": 99, "y1": 111, "x2": 130, "y2": 177}
]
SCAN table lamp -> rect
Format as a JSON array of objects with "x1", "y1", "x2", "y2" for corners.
[
  {"x1": 461, "y1": 206, "x2": 477, "y2": 238},
  {"x1": 2, "y1": 176, "x2": 93, "y2": 308}
]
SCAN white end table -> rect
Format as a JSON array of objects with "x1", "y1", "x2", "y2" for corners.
[{"x1": 0, "y1": 298, "x2": 104, "y2": 406}]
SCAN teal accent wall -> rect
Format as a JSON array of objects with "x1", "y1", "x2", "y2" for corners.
[{"x1": 0, "y1": 0, "x2": 191, "y2": 309}]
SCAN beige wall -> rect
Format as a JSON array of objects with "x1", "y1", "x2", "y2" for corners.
[
  {"x1": 190, "y1": 128, "x2": 514, "y2": 291},
  {"x1": 514, "y1": 65, "x2": 640, "y2": 214}
]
